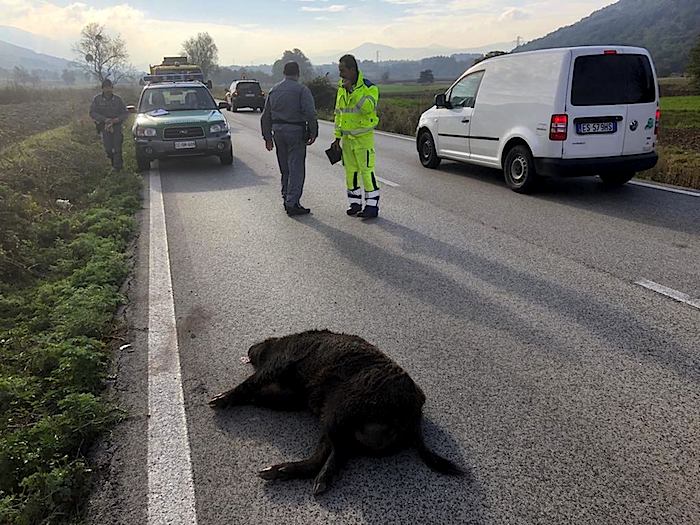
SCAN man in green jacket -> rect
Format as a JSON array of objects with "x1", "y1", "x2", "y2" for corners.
[
  {"x1": 89, "y1": 79, "x2": 129, "y2": 172},
  {"x1": 332, "y1": 54, "x2": 380, "y2": 219}
]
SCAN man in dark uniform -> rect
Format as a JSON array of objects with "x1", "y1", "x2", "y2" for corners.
[
  {"x1": 90, "y1": 79, "x2": 129, "y2": 171},
  {"x1": 261, "y1": 62, "x2": 318, "y2": 216}
]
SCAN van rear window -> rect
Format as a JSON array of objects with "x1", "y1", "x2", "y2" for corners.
[
  {"x1": 571, "y1": 54, "x2": 655, "y2": 106},
  {"x1": 237, "y1": 82, "x2": 261, "y2": 94}
]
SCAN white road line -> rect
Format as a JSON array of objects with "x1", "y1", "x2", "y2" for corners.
[
  {"x1": 629, "y1": 180, "x2": 700, "y2": 197},
  {"x1": 148, "y1": 167, "x2": 198, "y2": 525},
  {"x1": 378, "y1": 177, "x2": 399, "y2": 187},
  {"x1": 635, "y1": 279, "x2": 700, "y2": 310}
]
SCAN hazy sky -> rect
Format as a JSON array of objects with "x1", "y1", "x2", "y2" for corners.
[{"x1": 1, "y1": 0, "x2": 614, "y2": 65}]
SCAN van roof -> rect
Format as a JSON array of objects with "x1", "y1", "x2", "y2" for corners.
[{"x1": 481, "y1": 45, "x2": 650, "y2": 64}]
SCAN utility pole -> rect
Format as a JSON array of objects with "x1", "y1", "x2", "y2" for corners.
[
  {"x1": 516, "y1": 36, "x2": 523, "y2": 47},
  {"x1": 376, "y1": 50, "x2": 380, "y2": 64}
]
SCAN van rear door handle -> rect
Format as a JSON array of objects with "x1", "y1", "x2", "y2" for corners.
[{"x1": 462, "y1": 119, "x2": 470, "y2": 123}]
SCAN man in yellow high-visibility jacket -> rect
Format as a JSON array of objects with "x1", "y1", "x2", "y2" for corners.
[{"x1": 331, "y1": 55, "x2": 380, "y2": 219}]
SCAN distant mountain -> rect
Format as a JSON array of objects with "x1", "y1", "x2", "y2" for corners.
[
  {"x1": 516, "y1": 0, "x2": 700, "y2": 75},
  {"x1": 0, "y1": 40, "x2": 75, "y2": 71},
  {"x1": 310, "y1": 41, "x2": 516, "y2": 64},
  {"x1": 0, "y1": 26, "x2": 72, "y2": 60}
]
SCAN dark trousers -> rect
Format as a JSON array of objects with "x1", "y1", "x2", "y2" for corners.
[
  {"x1": 102, "y1": 126, "x2": 124, "y2": 170},
  {"x1": 273, "y1": 127, "x2": 306, "y2": 207}
]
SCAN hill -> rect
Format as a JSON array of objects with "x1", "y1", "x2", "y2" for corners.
[
  {"x1": 0, "y1": 40, "x2": 75, "y2": 71},
  {"x1": 516, "y1": 0, "x2": 700, "y2": 76}
]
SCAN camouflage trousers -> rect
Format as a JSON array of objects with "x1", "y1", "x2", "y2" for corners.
[{"x1": 102, "y1": 126, "x2": 124, "y2": 171}]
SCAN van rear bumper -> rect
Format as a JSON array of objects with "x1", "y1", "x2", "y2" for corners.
[{"x1": 534, "y1": 152, "x2": 658, "y2": 177}]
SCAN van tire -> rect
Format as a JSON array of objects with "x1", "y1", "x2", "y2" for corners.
[
  {"x1": 598, "y1": 172, "x2": 635, "y2": 186},
  {"x1": 503, "y1": 145, "x2": 538, "y2": 193},
  {"x1": 418, "y1": 131, "x2": 441, "y2": 169}
]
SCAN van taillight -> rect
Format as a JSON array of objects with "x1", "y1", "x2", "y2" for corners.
[
  {"x1": 655, "y1": 108, "x2": 660, "y2": 136},
  {"x1": 550, "y1": 114, "x2": 568, "y2": 141},
  {"x1": 604, "y1": 50, "x2": 618, "y2": 55}
]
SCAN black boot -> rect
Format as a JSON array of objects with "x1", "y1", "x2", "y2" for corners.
[
  {"x1": 286, "y1": 204, "x2": 311, "y2": 216},
  {"x1": 346, "y1": 203, "x2": 362, "y2": 216},
  {"x1": 357, "y1": 206, "x2": 379, "y2": 219}
]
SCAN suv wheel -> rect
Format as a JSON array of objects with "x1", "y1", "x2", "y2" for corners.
[
  {"x1": 418, "y1": 130, "x2": 441, "y2": 169},
  {"x1": 503, "y1": 145, "x2": 538, "y2": 193},
  {"x1": 220, "y1": 145, "x2": 234, "y2": 165},
  {"x1": 599, "y1": 171, "x2": 635, "y2": 186},
  {"x1": 136, "y1": 154, "x2": 151, "y2": 172}
]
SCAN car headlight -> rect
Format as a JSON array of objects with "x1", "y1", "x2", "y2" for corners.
[
  {"x1": 136, "y1": 127, "x2": 157, "y2": 137},
  {"x1": 210, "y1": 122, "x2": 228, "y2": 133}
]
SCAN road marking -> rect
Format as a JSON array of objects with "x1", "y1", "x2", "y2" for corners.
[
  {"x1": 635, "y1": 279, "x2": 700, "y2": 310},
  {"x1": 630, "y1": 180, "x2": 700, "y2": 197},
  {"x1": 378, "y1": 177, "x2": 399, "y2": 187},
  {"x1": 148, "y1": 167, "x2": 198, "y2": 525}
]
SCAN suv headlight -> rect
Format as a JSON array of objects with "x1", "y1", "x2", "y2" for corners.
[
  {"x1": 136, "y1": 127, "x2": 157, "y2": 137},
  {"x1": 210, "y1": 121, "x2": 229, "y2": 134}
]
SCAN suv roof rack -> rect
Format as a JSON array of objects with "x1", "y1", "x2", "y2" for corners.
[{"x1": 144, "y1": 72, "x2": 205, "y2": 84}]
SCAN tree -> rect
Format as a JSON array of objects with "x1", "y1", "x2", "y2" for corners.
[
  {"x1": 418, "y1": 69, "x2": 434, "y2": 84},
  {"x1": 272, "y1": 49, "x2": 315, "y2": 82},
  {"x1": 688, "y1": 34, "x2": 700, "y2": 91},
  {"x1": 61, "y1": 69, "x2": 77, "y2": 86},
  {"x1": 305, "y1": 75, "x2": 337, "y2": 113},
  {"x1": 73, "y1": 23, "x2": 130, "y2": 84},
  {"x1": 182, "y1": 32, "x2": 218, "y2": 78},
  {"x1": 12, "y1": 66, "x2": 39, "y2": 85}
]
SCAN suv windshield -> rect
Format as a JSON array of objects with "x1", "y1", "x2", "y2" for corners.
[
  {"x1": 571, "y1": 54, "x2": 655, "y2": 106},
  {"x1": 140, "y1": 86, "x2": 216, "y2": 112}
]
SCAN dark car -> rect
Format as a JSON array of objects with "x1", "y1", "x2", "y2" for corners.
[{"x1": 225, "y1": 80, "x2": 265, "y2": 112}]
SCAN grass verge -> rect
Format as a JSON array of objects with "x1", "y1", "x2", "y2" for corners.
[{"x1": 0, "y1": 118, "x2": 141, "y2": 524}]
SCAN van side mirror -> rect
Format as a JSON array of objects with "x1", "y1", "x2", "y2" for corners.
[
  {"x1": 218, "y1": 101, "x2": 230, "y2": 110},
  {"x1": 435, "y1": 93, "x2": 450, "y2": 108},
  {"x1": 127, "y1": 105, "x2": 136, "y2": 113}
]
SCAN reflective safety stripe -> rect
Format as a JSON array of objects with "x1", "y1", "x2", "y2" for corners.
[
  {"x1": 340, "y1": 127, "x2": 375, "y2": 136},
  {"x1": 365, "y1": 189, "x2": 380, "y2": 199},
  {"x1": 355, "y1": 95, "x2": 376, "y2": 111},
  {"x1": 348, "y1": 196, "x2": 363, "y2": 205},
  {"x1": 365, "y1": 198, "x2": 379, "y2": 207}
]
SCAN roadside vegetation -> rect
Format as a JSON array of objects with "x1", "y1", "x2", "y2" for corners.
[{"x1": 0, "y1": 86, "x2": 141, "y2": 524}]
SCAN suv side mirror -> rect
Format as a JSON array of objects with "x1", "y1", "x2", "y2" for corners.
[
  {"x1": 126, "y1": 105, "x2": 136, "y2": 113},
  {"x1": 435, "y1": 93, "x2": 450, "y2": 108},
  {"x1": 218, "y1": 101, "x2": 230, "y2": 110}
]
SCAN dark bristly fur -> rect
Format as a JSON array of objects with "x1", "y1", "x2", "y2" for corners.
[{"x1": 209, "y1": 330, "x2": 463, "y2": 495}]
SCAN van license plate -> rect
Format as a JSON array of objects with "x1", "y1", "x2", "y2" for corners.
[
  {"x1": 175, "y1": 141, "x2": 196, "y2": 149},
  {"x1": 577, "y1": 122, "x2": 616, "y2": 134}
]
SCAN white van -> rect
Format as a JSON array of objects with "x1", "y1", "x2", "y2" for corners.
[{"x1": 416, "y1": 46, "x2": 660, "y2": 192}]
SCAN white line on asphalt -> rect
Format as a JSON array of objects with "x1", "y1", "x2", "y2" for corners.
[
  {"x1": 629, "y1": 180, "x2": 700, "y2": 197},
  {"x1": 378, "y1": 177, "x2": 399, "y2": 187},
  {"x1": 635, "y1": 279, "x2": 700, "y2": 310},
  {"x1": 148, "y1": 167, "x2": 198, "y2": 525}
]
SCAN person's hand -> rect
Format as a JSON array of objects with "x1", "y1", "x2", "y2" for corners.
[
  {"x1": 265, "y1": 139, "x2": 274, "y2": 151},
  {"x1": 306, "y1": 136, "x2": 316, "y2": 146},
  {"x1": 332, "y1": 138, "x2": 341, "y2": 151}
]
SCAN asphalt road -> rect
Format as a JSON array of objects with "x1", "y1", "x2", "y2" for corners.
[{"x1": 88, "y1": 110, "x2": 700, "y2": 525}]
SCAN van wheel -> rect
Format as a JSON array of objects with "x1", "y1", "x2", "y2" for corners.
[
  {"x1": 503, "y1": 145, "x2": 538, "y2": 193},
  {"x1": 418, "y1": 131, "x2": 441, "y2": 169},
  {"x1": 599, "y1": 172, "x2": 635, "y2": 186}
]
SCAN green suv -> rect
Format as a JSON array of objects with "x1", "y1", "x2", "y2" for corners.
[{"x1": 128, "y1": 81, "x2": 233, "y2": 171}]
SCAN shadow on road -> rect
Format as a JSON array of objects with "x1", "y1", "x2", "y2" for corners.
[
  {"x1": 299, "y1": 216, "x2": 698, "y2": 383},
  {"x1": 158, "y1": 157, "x2": 274, "y2": 193},
  {"x1": 212, "y1": 406, "x2": 486, "y2": 524},
  {"x1": 436, "y1": 162, "x2": 699, "y2": 236}
]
